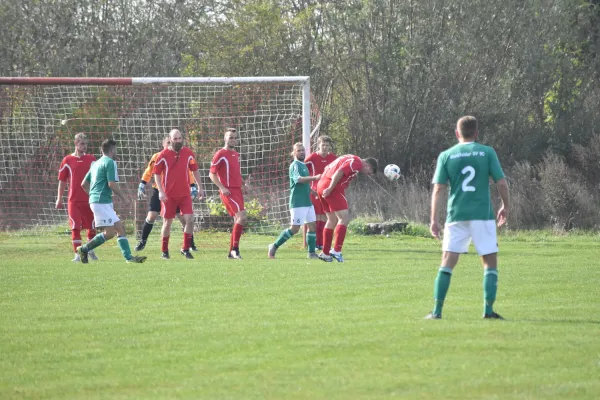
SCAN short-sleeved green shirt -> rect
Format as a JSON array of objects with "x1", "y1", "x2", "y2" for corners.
[
  {"x1": 432, "y1": 142, "x2": 504, "y2": 222},
  {"x1": 289, "y1": 160, "x2": 312, "y2": 209},
  {"x1": 84, "y1": 155, "x2": 119, "y2": 204}
]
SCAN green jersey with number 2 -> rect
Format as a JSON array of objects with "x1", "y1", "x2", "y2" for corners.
[{"x1": 432, "y1": 142, "x2": 504, "y2": 222}]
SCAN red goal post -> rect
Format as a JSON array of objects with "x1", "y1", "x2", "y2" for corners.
[{"x1": 0, "y1": 76, "x2": 321, "y2": 235}]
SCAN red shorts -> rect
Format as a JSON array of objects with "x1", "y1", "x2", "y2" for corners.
[
  {"x1": 310, "y1": 192, "x2": 325, "y2": 215},
  {"x1": 220, "y1": 187, "x2": 245, "y2": 216},
  {"x1": 161, "y1": 196, "x2": 193, "y2": 219},
  {"x1": 68, "y1": 201, "x2": 95, "y2": 230},
  {"x1": 316, "y1": 180, "x2": 349, "y2": 213}
]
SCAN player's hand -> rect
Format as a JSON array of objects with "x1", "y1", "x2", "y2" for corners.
[
  {"x1": 313, "y1": 174, "x2": 321, "y2": 181},
  {"x1": 322, "y1": 187, "x2": 333, "y2": 198},
  {"x1": 497, "y1": 206, "x2": 508, "y2": 227},
  {"x1": 55, "y1": 199, "x2": 63, "y2": 209},
  {"x1": 430, "y1": 220, "x2": 441, "y2": 240},
  {"x1": 221, "y1": 187, "x2": 231, "y2": 196},
  {"x1": 190, "y1": 185, "x2": 198, "y2": 200},
  {"x1": 137, "y1": 183, "x2": 146, "y2": 200},
  {"x1": 159, "y1": 190, "x2": 168, "y2": 201}
]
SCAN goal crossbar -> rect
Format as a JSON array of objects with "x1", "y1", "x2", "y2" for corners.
[{"x1": 0, "y1": 76, "x2": 319, "y2": 236}]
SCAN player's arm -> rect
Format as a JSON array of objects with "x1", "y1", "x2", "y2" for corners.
[
  {"x1": 430, "y1": 183, "x2": 446, "y2": 239},
  {"x1": 495, "y1": 178, "x2": 509, "y2": 227},
  {"x1": 56, "y1": 180, "x2": 67, "y2": 208},
  {"x1": 209, "y1": 172, "x2": 230, "y2": 196},
  {"x1": 138, "y1": 158, "x2": 154, "y2": 200},
  {"x1": 107, "y1": 181, "x2": 131, "y2": 209},
  {"x1": 322, "y1": 170, "x2": 344, "y2": 197}
]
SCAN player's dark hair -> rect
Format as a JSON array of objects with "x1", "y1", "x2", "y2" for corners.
[
  {"x1": 364, "y1": 157, "x2": 378, "y2": 173},
  {"x1": 457, "y1": 116, "x2": 478, "y2": 139},
  {"x1": 101, "y1": 138, "x2": 117, "y2": 155}
]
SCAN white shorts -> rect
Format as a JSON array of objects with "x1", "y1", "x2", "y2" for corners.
[
  {"x1": 290, "y1": 206, "x2": 316, "y2": 226},
  {"x1": 442, "y1": 220, "x2": 498, "y2": 256},
  {"x1": 90, "y1": 203, "x2": 120, "y2": 227}
]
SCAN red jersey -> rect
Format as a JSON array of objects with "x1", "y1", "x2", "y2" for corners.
[
  {"x1": 305, "y1": 152, "x2": 337, "y2": 191},
  {"x1": 153, "y1": 147, "x2": 199, "y2": 198},
  {"x1": 210, "y1": 148, "x2": 242, "y2": 188},
  {"x1": 321, "y1": 154, "x2": 363, "y2": 191},
  {"x1": 57, "y1": 153, "x2": 96, "y2": 203}
]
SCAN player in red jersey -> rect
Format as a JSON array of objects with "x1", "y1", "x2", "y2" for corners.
[
  {"x1": 56, "y1": 133, "x2": 99, "y2": 262},
  {"x1": 135, "y1": 136, "x2": 199, "y2": 252},
  {"x1": 153, "y1": 129, "x2": 205, "y2": 260},
  {"x1": 304, "y1": 135, "x2": 336, "y2": 250},
  {"x1": 209, "y1": 128, "x2": 246, "y2": 259},
  {"x1": 317, "y1": 154, "x2": 378, "y2": 262}
]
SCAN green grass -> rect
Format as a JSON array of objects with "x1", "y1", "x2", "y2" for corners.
[{"x1": 1, "y1": 232, "x2": 599, "y2": 399}]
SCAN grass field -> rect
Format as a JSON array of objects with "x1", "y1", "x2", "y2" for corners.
[{"x1": 1, "y1": 231, "x2": 599, "y2": 399}]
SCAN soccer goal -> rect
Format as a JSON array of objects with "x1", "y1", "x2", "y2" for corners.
[{"x1": 0, "y1": 77, "x2": 321, "y2": 236}]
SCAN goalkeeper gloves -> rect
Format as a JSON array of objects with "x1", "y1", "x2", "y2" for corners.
[
  {"x1": 137, "y1": 182, "x2": 147, "y2": 200},
  {"x1": 190, "y1": 184, "x2": 198, "y2": 200}
]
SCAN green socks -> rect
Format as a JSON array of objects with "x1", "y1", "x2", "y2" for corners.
[
  {"x1": 82, "y1": 233, "x2": 106, "y2": 251},
  {"x1": 433, "y1": 267, "x2": 453, "y2": 316},
  {"x1": 483, "y1": 268, "x2": 498, "y2": 315},
  {"x1": 274, "y1": 229, "x2": 294, "y2": 248},
  {"x1": 117, "y1": 236, "x2": 132, "y2": 260},
  {"x1": 306, "y1": 231, "x2": 316, "y2": 253}
]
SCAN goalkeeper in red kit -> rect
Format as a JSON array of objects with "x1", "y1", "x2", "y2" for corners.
[
  {"x1": 153, "y1": 129, "x2": 205, "y2": 259},
  {"x1": 55, "y1": 133, "x2": 99, "y2": 262},
  {"x1": 209, "y1": 128, "x2": 246, "y2": 259},
  {"x1": 317, "y1": 154, "x2": 378, "y2": 262}
]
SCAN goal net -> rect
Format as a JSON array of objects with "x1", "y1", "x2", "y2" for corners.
[{"x1": 0, "y1": 77, "x2": 321, "y2": 236}]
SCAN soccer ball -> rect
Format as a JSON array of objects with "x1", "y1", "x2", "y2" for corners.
[{"x1": 384, "y1": 164, "x2": 401, "y2": 181}]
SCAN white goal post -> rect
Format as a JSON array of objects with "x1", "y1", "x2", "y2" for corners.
[{"x1": 0, "y1": 76, "x2": 322, "y2": 235}]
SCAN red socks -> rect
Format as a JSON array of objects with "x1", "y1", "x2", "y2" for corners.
[
  {"x1": 322, "y1": 228, "x2": 334, "y2": 255},
  {"x1": 162, "y1": 236, "x2": 170, "y2": 252},
  {"x1": 183, "y1": 232, "x2": 193, "y2": 251},
  {"x1": 71, "y1": 229, "x2": 82, "y2": 253},
  {"x1": 232, "y1": 223, "x2": 243, "y2": 249},
  {"x1": 334, "y1": 225, "x2": 347, "y2": 252},
  {"x1": 316, "y1": 220, "x2": 325, "y2": 247}
]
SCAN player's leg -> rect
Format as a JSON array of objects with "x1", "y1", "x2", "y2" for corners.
[
  {"x1": 426, "y1": 222, "x2": 469, "y2": 319},
  {"x1": 471, "y1": 220, "x2": 503, "y2": 319},
  {"x1": 269, "y1": 221, "x2": 301, "y2": 258},
  {"x1": 78, "y1": 204, "x2": 119, "y2": 263},
  {"x1": 178, "y1": 210, "x2": 197, "y2": 251},
  {"x1": 160, "y1": 198, "x2": 177, "y2": 258},
  {"x1": 230, "y1": 209, "x2": 247, "y2": 259},
  {"x1": 179, "y1": 197, "x2": 195, "y2": 259},
  {"x1": 330, "y1": 208, "x2": 351, "y2": 262},
  {"x1": 81, "y1": 203, "x2": 98, "y2": 260},
  {"x1": 67, "y1": 202, "x2": 82, "y2": 260},
  {"x1": 305, "y1": 206, "x2": 317, "y2": 257},
  {"x1": 112, "y1": 221, "x2": 146, "y2": 263},
  {"x1": 137, "y1": 189, "x2": 161, "y2": 251},
  {"x1": 312, "y1": 194, "x2": 326, "y2": 250}
]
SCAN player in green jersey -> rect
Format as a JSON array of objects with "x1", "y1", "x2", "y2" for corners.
[
  {"x1": 268, "y1": 143, "x2": 321, "y2": 259},
  {"x1": 426, "y1": 116, "x2": 509, "y2": 320},
  {"x1": 76, "y1": 139, "x2": 147, "y2": 264}
]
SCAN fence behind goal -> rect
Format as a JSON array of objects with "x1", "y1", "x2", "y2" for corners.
[{"x1": 0, "y1": 77, "x2": 320, "y2": 237}]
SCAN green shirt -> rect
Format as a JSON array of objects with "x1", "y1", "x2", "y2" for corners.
[
  {"x1": 289, "y1": 160, "x2": 312, "y2": 208},
  {"x1": 84, "y1": 155, "x2": 119, "y2": 204},
  {"x1": 432, "y1": 142, "x2": 505, "y2": 222}
]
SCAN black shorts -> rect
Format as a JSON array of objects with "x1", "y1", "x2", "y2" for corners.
[
  {"x1": 148, "y1": 188, "x2": 182, "y2": 214},
  {"x1": 149, "y1": 188, "x2": 162, "y2": 212}
]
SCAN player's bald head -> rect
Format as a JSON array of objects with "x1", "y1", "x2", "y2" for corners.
[{"x1": 169, "y1": 129, "x2": 182, "y2": 141}]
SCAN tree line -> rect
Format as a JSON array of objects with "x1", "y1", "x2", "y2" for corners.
[{"x1": 2, "y1": 0, "x2": 600, "y2": 228}]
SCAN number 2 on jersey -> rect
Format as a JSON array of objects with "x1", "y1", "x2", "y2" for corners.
[{"x1": 461, "y1": 165, "x2": 476, "y2": 192}]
